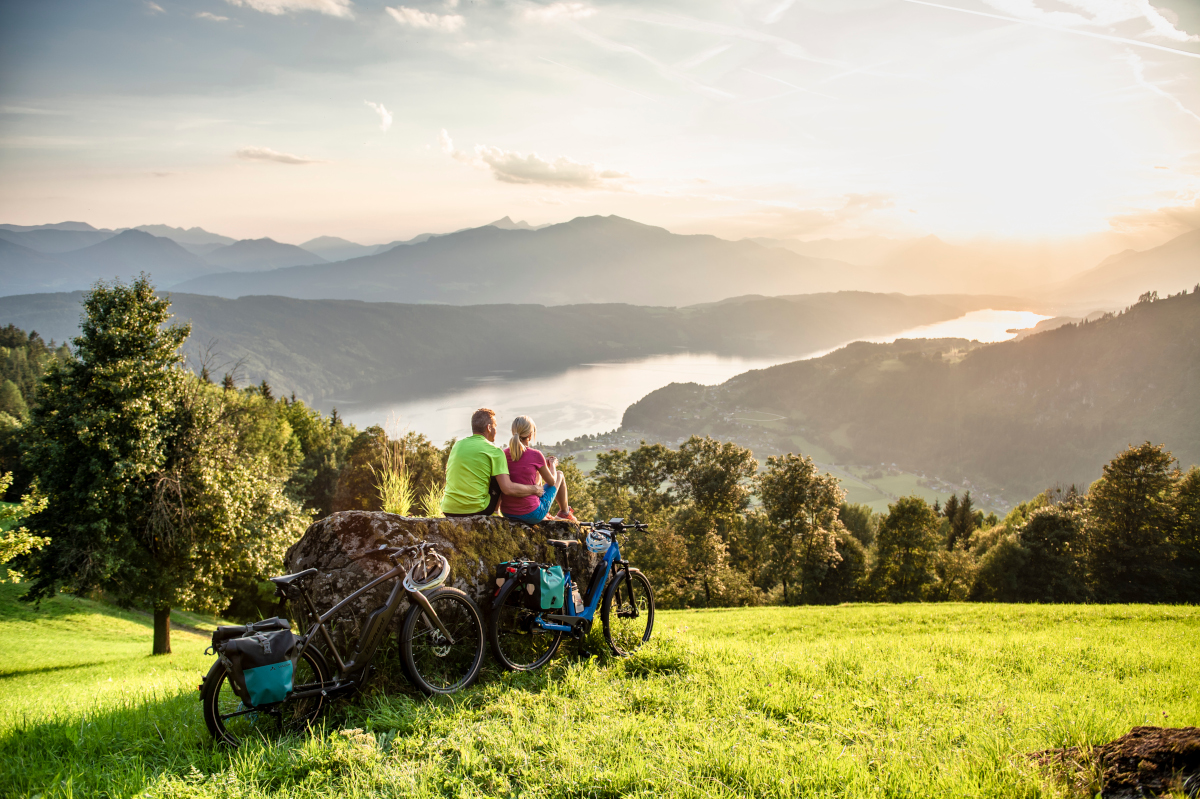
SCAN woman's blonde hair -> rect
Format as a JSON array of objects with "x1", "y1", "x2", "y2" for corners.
[{"x1": 508, "y1": 416, "x2": 537, "y2": 463}]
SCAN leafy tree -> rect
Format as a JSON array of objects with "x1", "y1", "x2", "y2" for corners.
[
  {"x1": 0, "y1": 472, "x2": 47, "y2": 582},
  {"x1": 870, "y1": 496, "x2": 941, "y2": 601},
  {"x1": 1172, "y1": 466, "x2": 1200, "y2": 603},
  {"x1": 814, "y1": 532, "x2": 867, "y2": 604},
  {"x1": 758, "y1": 453, "x2": 844, "y2": 603},
  {"x1": 22, "y1": 278, "x2": 308, "y2": 653},
  {"x1": 331, "y1": 427, "x2": 443, "y2": 513},
  {"x1": 1085, "y1": 442, "x2": 1179, "y2": 602},
  {"x1": 838, "y1": 502, "x2": 877, "y2": 547},
  {"x1": 0, "y1": 381, "x2": 27, "y2": 421},
  {"x1": 1015, "y1": 502, "x2": 1089, "y2": 602}
]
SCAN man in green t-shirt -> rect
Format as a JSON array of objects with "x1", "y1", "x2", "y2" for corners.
[{"x1": 442, "y1": 408, "x2": 543, "y2": 516}]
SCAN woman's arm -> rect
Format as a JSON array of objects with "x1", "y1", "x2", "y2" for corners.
[{"x1": 496, "y1": 473, "x2": 543, "y2": 497}]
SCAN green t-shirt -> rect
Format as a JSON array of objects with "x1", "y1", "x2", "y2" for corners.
[{"x1": 441, "y1": 434, "x2": 510, "y2": 514}]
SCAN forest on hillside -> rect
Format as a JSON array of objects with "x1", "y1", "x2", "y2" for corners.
[
  {"x1": 623, "y1": 289, "x2": 1200, "y2": 498},
  {"x1": 1, "y1": 279, "x2": 1196, "y2": 637},
  {"x1": 0, "y1": 289, "x2": 1017, "y2": 406}
]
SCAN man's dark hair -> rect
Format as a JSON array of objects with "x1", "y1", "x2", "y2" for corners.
[{"x1": 471, "y1": 407, "x2": 496, "y2": 434}]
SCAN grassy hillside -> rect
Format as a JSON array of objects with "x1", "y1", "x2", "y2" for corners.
[
  {"x1": 624, "y1": 290, "x2": 1200, "y2": 500},
  {"x1": 1, "y1": 580, "x2": 1197, "y2": 798},
  {"x1": 0, "y1": 290, "x2": 1023, "y2": 406}
]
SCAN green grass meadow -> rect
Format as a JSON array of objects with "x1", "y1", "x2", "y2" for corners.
[{"x1": 0, "y1": 581, "x2": 1197, "y2": 798}]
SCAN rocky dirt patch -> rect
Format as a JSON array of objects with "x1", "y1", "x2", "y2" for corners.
[{"x1": 1031, "y1": 726, "x2": 1200, "y2": 797}]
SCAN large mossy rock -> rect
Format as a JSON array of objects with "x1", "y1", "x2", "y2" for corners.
[{"x1": 282, "y1": 511, "x2": 597, "y2": 650}]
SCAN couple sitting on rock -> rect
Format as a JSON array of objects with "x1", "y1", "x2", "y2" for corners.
[{"x1": 440, "y1": 407, "x2": 578, "y2": 524}]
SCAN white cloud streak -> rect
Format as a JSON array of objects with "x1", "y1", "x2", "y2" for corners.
[
  {"x1": 523, "y1": 2, "x2": 596, "y2": 22},
  {"x1": 196, "y1": 11, "x2": 231, "y2": 21},
  {"x1": 896, "y1": 0, "x2": 1200, "y2": 58},
  {"x1": 225, "y1": 0, "x2": 354, "y2": 18},
  {"x1": 0, "y1": 105, "x2": 65, "y2": 115},
  {"x1": 439, "y1": 129, "x2": 627, "y2": 188},
  {"x1": 567, "y1": 25, "x2": 735, "y2": 100},
  {"x1": 1123, "y1": 51, "x2": 1200, "y2": 124},
  {"x1": 236, "y1": 146, "x2": 323, "y2": 164},
  {"x1": 978, "y1": 0, "x2": 1199, "y2": 42},
  {"x1": 145, "y1": 2, "x2": 165, "y2": 13},
  {"x1": 386, "y1": 6, "x2": 465, "y2": 31},
  {"x1": 364, "y1": 101, "x2": 393, "y2": 131}
]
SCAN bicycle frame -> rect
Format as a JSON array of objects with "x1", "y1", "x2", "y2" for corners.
[
  {"x1": 286, "y1": 554, "x2": 456, "y2": 698},
  {"x1": 533, "y1": 535, "x2": 627, "y2": 634}
]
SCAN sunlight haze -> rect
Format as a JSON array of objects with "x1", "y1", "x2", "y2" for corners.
[{"x1": 2, "y1": 0, "x2": 1198, "y2": 254}]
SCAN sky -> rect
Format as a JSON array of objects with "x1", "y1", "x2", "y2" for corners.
[{"x1": 1, "y1": 0, "x2": 1198, "y2": 249}]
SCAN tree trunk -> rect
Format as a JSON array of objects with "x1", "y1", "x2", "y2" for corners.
[{"x1": 153, "y1": 606, "x2": 172, "y2": 655}]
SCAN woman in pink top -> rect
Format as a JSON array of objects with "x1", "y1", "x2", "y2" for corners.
[{"x1": 500, "y1": 416, "x2": 577, "y2": 524}]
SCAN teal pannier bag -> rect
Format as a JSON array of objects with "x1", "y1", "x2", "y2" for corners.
[
  {"x1": 539, "y1": 565, "x2": 565, "y2": 610},
  {"x1": 218, "y1": 625, "x2": 297, "y2": 707}
]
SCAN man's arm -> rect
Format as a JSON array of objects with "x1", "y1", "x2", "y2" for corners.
[{"x1": 496, "y1": 474, "x2": 543, "y2": 497}]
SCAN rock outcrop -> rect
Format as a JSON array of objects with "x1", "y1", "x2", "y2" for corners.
[{"x1": 282, "y1": 512, "x2": 597, "y2": 650}]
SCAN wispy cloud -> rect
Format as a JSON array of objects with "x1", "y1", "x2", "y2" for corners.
[
  {"x1": 523, "y1": 2, "x2": 596, "y2": 22},
  {"x1": 236, "y1": 146, "x2": 323, "y2": 164},
  {"x1": 439, "y1": 129, "x2": 627, "y2": 188},
  {"x1": 364, "y1": 100, "x2": 393, "y2": 131},
  {"x1": 145, "y1": 2, "x2": 165, "y2": 14},
  {"x1": 196, "y1": 11, "x2": 231, "y2": 21},
  {"x1": 386, "y1": 6, "x2": 464, "y2": 31},
  {"x1": 225, "y1": 0, "x2": 354, "y2": 19},
  {"x1": 0, "y1": 105, "x2": 66, "y2": 115},
  {"x1": 1122, "y1": 51, "x2": 1200, "y2": 124},
  {"x1": 568, "y1": 25, "x2": 735, "y2": 100},
  {"x1": 977, "y1": 0, "x2": 1199, "y2": 43},
  {"x1": 896, "y1": 0, "x2": 1200, "y2": 58}
]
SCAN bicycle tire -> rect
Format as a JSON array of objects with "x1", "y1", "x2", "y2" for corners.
[
  {"x1": 400, "y1": 587, "x2": 485, "y2": 695},
  {"x1": 488, "y1": 578, "x2": 564, "y2": 671},
  {"x1": 201, "y1": 647, "x2": 328, "y2": 748},
  {"x1": 601, "y1": 568, "x2": 655, "y2": 656}
]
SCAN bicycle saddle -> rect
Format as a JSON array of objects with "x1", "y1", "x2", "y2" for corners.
[
  {"x1": 268, "y1": 567, "x2": 318, "y2": 587},
  {"x1": 547, "y1": 539, "x2": 579, "y2": 549}
]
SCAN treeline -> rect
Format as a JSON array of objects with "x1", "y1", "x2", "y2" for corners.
[
  {"x1": 587, "y1": 437, "x2": 1199, "y2": 608},
  {"x1": 0, "y1": 280, "x2": 459, "y2": 653},
  {"x1": 3, "y1": 280, "x2": 1196, "y2": 657}
]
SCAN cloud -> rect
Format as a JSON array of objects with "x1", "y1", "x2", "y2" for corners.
[
  {"x1": 364, "y1": 100, "x2": 393, "y2": 131},
  {"x1": 974, "y1": 0, "x2": 1199, "y2": 43},
  {"x1": 386, "y1": 6, "x2": 465, "y2": 31},
  {"x1": 145, "y1": 2, "x2": 165, "y2": 13},
  {"x1": 196, "y1": 11, "x2": 231, "y2": 21},
  {"x1": 439, "y1": 129, "x2": 627, "y2": 188},
  {"x1": 1121, "y1": 51, "x2": 1200, "y2": 124},
  {"x1": 225, "y1": 0, "x2": 354, "y2": 18},
  {"x1": 523, "y1": 2, "x2": 596, "y2": 22},
  {"x1": 236, "y1": 146, "x2": 323, "y2": 164},
  {"x1": 0, "y1": 105, "x2": 65, "y2": 115}
]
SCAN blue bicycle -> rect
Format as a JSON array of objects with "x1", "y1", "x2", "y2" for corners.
[{"x1": 488, "y1": 518, "x2": 655, "y2": 669}]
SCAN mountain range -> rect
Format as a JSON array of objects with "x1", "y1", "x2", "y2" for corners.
[
  {"x1": 0, "y1": 289, "x2": 1022, "y2": 407},
  {"x1": 3, "y1": 215, "x2": 1196, "y2": 307},
  {"x1": 623, "y1": 289, "x2": 1200, "y2": 499},
  {"x1": 171, "y1": 216, "x2": 862, "y2": 306}
]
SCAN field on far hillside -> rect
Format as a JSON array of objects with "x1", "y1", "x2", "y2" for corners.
[{"x1": 0, "y1": 584, "x2": 1196, "y2": 798}]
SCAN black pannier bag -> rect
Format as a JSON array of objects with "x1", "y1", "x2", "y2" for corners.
[
  {"x1": 493, "y1": 560, "x2": 565, "y2": 611},
  {"x1": 210, "y1": 617, "x2": 297, "y2": 707}
]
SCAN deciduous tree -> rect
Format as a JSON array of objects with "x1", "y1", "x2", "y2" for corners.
[{"x1": 870, "y1": 496, "x2": 941, "y2": 601}]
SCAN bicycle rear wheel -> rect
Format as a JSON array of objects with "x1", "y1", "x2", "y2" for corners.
[
  {"x1": 602, "y1": 568, "x2": 655, "y2": 656},
  {"x1": 488, "y1": 578, "x2": 563, "y2": 671},
  {"x1": 201, "y1": 647, "x2": 327, "y2": 748},
  {"x1": 400, "y1": 587, "x2": 485, "y2": 695}
]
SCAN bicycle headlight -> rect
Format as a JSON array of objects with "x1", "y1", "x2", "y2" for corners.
[{"x1": 404, "y1": 551, "x2": 450, "y2": 593}]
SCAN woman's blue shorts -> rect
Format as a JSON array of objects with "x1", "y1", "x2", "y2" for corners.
[{"x1": 504, "y1": 485, "x2": 558, "y2": 524}]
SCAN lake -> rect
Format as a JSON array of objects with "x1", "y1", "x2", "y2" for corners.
[{"x1": 341, "y1": 309, "x2": 1049, "y2": 444}]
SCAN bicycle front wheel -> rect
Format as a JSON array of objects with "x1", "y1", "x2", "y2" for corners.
[
  {"x1": 488, "y1": 578, "x2": 563, "y2": 671},
  {"x1": 201, "y1": 647, "x2": 327, "y2": 748},
  {"x1": 400, "y1": 587, "x2": 485, "y2": 695},
  {"x1": 602, "y1": 568, "x2": 655, "y2": 656}
]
